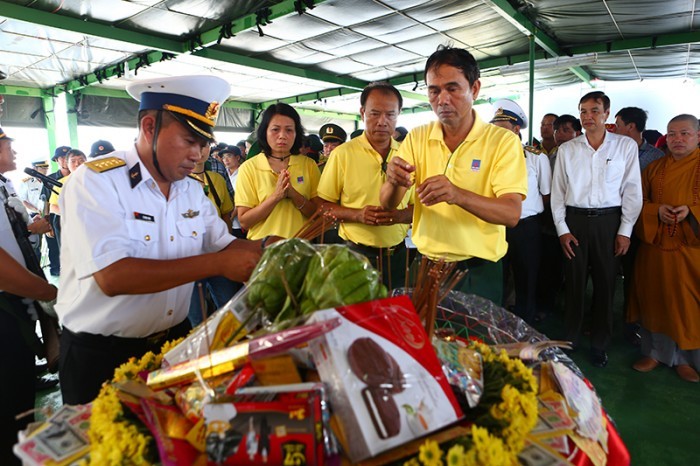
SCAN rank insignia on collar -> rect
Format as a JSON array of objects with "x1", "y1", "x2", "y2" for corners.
[
  {"x1": 129, "y1": 162, "x2": 142, "y2": 188},
  {"x1": 181, "y1": 209, "x2": 200, "y2": 219}
]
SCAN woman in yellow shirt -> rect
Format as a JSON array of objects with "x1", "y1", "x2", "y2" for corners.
[{"x1": 235, "y1": 103, "x2": 320, "y2": 240}]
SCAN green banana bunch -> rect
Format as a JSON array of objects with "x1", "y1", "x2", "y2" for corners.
[
  {"x1": 298, "y1": 244, "x2": 387, "y2": 315},
  {"x1": 245, "y1": 238, "x2": 317, "y2": 322}
]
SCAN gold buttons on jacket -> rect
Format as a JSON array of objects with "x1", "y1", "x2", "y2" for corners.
[
  {"x1": 192, "y1": 231, "x2": 198, "y2": 237},
  {"x1": 145, "y1": 235, "x2": 151, "y2": 241}
]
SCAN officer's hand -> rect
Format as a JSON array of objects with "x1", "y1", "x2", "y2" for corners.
[
  {"x1": 614, "y1": 235, "x2": 631, "y2": 257},
  {"x1": 417, "y1": 175, "x2": 461, "y2": 206},
  {"x1": 559, "y1": 233, "x2": 579, "y2": 260},
  {"x1": 386, "y1": 157, "x2": 415, "y2": 188},
  {"x1": 28, "y1": 216, "x2": 52, "y2": 235},
  {"x1": 220, "y1": 245, "x2": 262, "y2": 282},
  {"x1": 356, "y1": 206, "x2": 386, "y2": 225}
]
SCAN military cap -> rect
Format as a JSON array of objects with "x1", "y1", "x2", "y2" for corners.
[
  {"x1": 350, "y1": 129, "x2": 364, "y2": 139},
  {"x1": 0, "y1": 127, "x2": 12, "y2": 141},
  {"x1": 220, "y1": 145, "x2": 242, "y2": 160},
  {"x1": 89, "y1": 140, "x2": 115, "y2": 158},
  {"x1": 52, "y1": 145, "x2": 72, "y2": 161},
  {"x1": 491, "y1": 99, "x2": 528, "y2": 130},
  {"x1": 32, "y1": 160, "x2": 49, "y2": 168},
  {"x1": 126, "y1": 75, "x2": 231, "y2": 143},
  {"x1": 319, "y1": 123, "x2": 347, "y2": 143}
]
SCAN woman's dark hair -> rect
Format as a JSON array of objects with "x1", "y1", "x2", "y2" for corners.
[{"x1": 256, "y1": 103, "x2": 305, "y2": 156}]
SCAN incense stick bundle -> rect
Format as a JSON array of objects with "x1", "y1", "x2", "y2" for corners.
[
  {"x1": 411, "y1": 258, "x2": 466, "y2": 338},
  {"x1": 294, "y1": 208, "x2": 338, "y2": 241}
]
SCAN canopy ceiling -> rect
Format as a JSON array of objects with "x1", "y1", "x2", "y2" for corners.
[{"x1": 1, "y1": 0, "x2": 699, "y2": 128}]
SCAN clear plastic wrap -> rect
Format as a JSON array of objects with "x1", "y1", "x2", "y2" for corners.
[
  {"x1": 166, "y1": 240, "x2": 387, "y2": 366},
  {"x1": 392, "y1": 288, "x2": 583, "y2": 377}
]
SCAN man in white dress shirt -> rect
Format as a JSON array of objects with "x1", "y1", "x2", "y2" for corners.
[
  {"x1": 56, "y1": 76, "x2": 262, "y2": 404},
  {"x1": 551, "y1": 91, "x2": 642, "y2": 367},
  {"x1": 491, "y1": 99, "x2": 551, "y2": 324}
]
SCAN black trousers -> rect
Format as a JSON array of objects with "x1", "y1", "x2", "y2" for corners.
[
  {"x1": 537, "y1": 232, "x2": 564, "y2": 316},
  {"x1": 59, "y1": 319, "x2": 191, "y2": 405},
  {"x1": 504, "y1": 215, "x2": 542, "y2": 324},
  {"x1": 0, "y1": 296, "x2": 35, "y2": 465},
  {"x1": 46, "y1": 233, "x2": 60, "y2": 276},
  {"x1": 563, "y1": 210, "x2": 621, "y2": 351}
]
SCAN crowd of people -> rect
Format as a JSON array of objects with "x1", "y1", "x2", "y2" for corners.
[{"x1": 1, "y1": 45, "x2": 699, "y2": 464}]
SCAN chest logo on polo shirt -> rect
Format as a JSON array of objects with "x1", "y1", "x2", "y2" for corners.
[
  {"x1": 296, "y1": 176, "x2": 304, "y2": 184},
  {"x1": 471, "y1": 159, "x2": 481, "y2": 172},
  {"x1": 181, "y1": 209, "x2": 200, "y2": 219}
]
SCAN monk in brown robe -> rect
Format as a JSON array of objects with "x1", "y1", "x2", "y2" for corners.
[{"x1": 628, "y1": 114, "x2": 700, "y2": 383}]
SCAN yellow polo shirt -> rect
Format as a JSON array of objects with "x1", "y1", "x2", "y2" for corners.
[
  {"x1": 190, "y1": 171, "x2": 233, "y2": 218},
  {"x1": 48, "y1": 174, "x2": 70, "y2": 207},
  {"x1": 396, "y1": 111, "x2": 527, "y2": 262},
  {"x1": 318, "y1": 133, "x2": 410, "y2": 248},
  {"x1": 235, "y1": 154, "x2": 320, "y2": 240}
]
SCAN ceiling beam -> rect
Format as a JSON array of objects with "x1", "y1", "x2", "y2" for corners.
[
  {"x1": 481, "y1": 0, "x2": 592, "y2": 85},
  {"x1": 398, "y1": 90, "x2": 429, "y2": 102},
  {"x1": 571, "y1": 31, "x2": 700, "y2": 54},
  {"x1": 260, "y1": 87, "x2": 360, "y2": 108},
  {"x1": 56, "y1": 51, "x2": 175, "y2": 95},
  {"x1": 197, "y1": 0, "x2": 329, "y2": 49},
  {"x1": 0, "y1": 84, "x2": 45, "y2": 97},
  {"x1": 193, "y1": 48, "x2": 367, "y2": 90},
  {"x1": 1, "y1": 0, "x2": 363, "y2": 95}
]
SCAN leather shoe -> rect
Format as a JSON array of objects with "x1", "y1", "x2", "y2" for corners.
[
  {"x1": 633, "y1": 357, "x2": 660, "y2": 372},
  {"x1": 36, "y1": 375, "x2": 59, "y2": 391},
  {"x1": 675, "y1": 365, "x2": 700, "y2": 383},
  {"x1": 591, "y1": 350, "x2": 608, "y2": 368}
]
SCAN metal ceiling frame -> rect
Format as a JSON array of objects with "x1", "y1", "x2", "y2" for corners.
[
  {"x1": 481, "y1": 0, "x2": 593, "y2": 85},
  {"x1": 0, "y1": 0, "x2": 369, "y2": 95},
  {"x1": 2, "y1": 1, "x2": 700, "y2": 118}
]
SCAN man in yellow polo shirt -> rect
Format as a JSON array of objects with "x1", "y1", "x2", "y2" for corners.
[
  {"x1": 317, "y1": 82, "x2": 412, "y2": 290},
  {"x1": 380, "y1": 46, "x2": 527, "y2": 304}
]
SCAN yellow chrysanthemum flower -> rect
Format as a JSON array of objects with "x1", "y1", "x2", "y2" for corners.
[
  {"x1": 446, "y1": 444, "x2": 466, "y2": 466},
  {"x1": 419, "y1": 439, "x2": 444, "y2": 466}
]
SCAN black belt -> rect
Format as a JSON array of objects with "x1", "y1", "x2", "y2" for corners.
[
  {"x1": 566, "y1": 206, "x2": 622, "y2": 218},
  {"x1": 518, "y1": 213, "x2": 541, "y2": 223},
  {"x1": 346, "y1": 240, "x2": 405, "y2": 257},
  {"x1": 64, "y1": 318, "x2": 191, "y2": 348},
  {"x1": 420, "y1": 255, "x2": 491, "y2": 272}
]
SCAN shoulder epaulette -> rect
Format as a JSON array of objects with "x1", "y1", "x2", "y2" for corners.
[
  {"x1": 523, "y1": 145, "x2": 542, "y2": 155},
  {"x1": 21, "y1": 177, "x2": 31, "y2": 182},
  {"x1": 85, "y1": 157, "x2": 126, "y2": 173}
]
